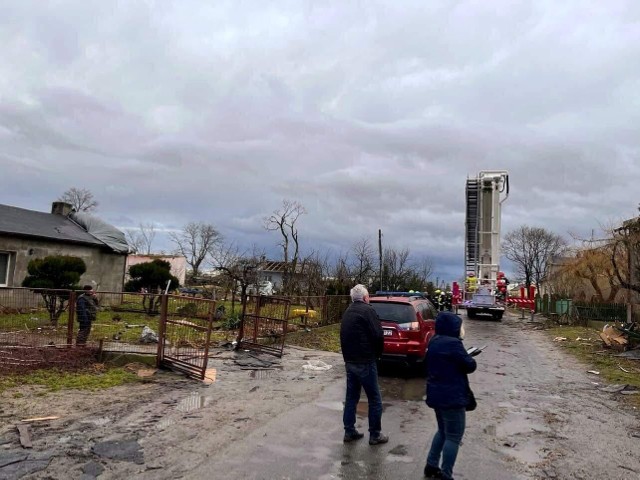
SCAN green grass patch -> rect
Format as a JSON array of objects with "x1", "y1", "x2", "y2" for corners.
[
  {"x1": 0, "y1": 367, "x2": 139, "y2": 394},
  {"x1": 546, "y1": 325, "x2": 640, "y2": 403},
  {"x1": 286, "y1": 323, "x2": 341, "y2": 353}
]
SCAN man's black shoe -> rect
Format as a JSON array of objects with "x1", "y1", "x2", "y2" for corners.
[
  {"x1": 343, "y1": 431, "x2": 364, "y2": 443},
  {"x1": 423, "y1": 464, "x2": 443, "y2": 478},
  {"x1": 368, "y1": 434, "x2": 389, "y2": 445}
]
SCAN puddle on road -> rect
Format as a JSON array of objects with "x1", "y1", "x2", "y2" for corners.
[
  {"x1": 315, "y1": 378, "x2": 423, "y2": 414},
  {"x1": 502, "y1": 438, "x2": 548, "y2": 464},
  {"x1": 156, "y1": 393, "x2": 214, "y2": 430},
  {"x1": 177, "y1": 392, "x2": 213, "y2": 413},
  {"x1": 250, "y1": 370, "x2": 275, "y2": 380},
  {"x1": 379, "y1": 377, "x2": 425, "y2": 401}
]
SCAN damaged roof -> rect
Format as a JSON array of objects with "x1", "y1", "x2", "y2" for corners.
[{"x1": 0, "y1": 203, "x2": 127, "y2": 253}]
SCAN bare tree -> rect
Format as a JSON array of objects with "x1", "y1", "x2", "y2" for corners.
[
  {"x1": 59, "y1": 187, "x2": 98, "y2": 212},
  {"x1": 125, "y1": 223, "x2": 157, "y2": 255},
  {"x1": 125, "y1": 230, "x2": 144, "y2": 254},
  {"x1": 169, "y1": 222, "x2": 221, "y2": 280},
  {"x1": 299, "y1": 249, "x2": 331, "y2": 299},
  {"x1": 414, "y1": 257, "x2": 435, "y2": 287},
  {"x1": 264, "y1": 200, "x2": 307, "y2": 294},
  {"x1": 612, "y1": 217, "x2": 640, "y2": 295},
  {"x1": 349, "y1": 238, "x2": 375, "y2": 285},
  {"x1": 503, "y1": 226, "x2": 566, "y2": 288},
  {"x1": 326, "y1": 251, "x2": 351, "y2": 295},
  {"x1": 210, "y1": 242, "x2": 264, "y2": 313},
  {"x1": 383, "y1": 247, "x2": 412, "y2": 291}
]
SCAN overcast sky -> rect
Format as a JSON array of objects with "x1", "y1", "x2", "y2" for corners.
[{"x1": 1, "y1": 1, "x2": 639, "y2": 281}]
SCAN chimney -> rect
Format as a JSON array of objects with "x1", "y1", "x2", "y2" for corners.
[{"x1": 51, "y1": 202, "x2": 73, "y2": 216}]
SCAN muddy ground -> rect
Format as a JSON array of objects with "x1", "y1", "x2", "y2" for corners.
[{"x1": 1, "y1": 312, "x2": 640, "y2": 479}]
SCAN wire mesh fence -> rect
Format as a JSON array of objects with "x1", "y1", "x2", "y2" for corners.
[
  {"x1": 0, "y1": 287, "x2": 73, "y2": 348},
  {"x1": 0, "y1": 286, "x2": 354, "y2": 374},
  {"x1": 158, "y1": 294, "x2": 216, "y2": 379}
]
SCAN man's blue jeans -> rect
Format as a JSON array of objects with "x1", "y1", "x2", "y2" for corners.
[
  {"x1": 426, "y1": 407, "x2": 466, "y2": 480},
  {"x1": 343, "y1": 361, "x2": 383, "y2": 436}
]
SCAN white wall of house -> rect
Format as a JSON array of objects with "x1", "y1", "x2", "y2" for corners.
[{"x1": 258, "y1": 271, "x2": 283, "y2": 292}]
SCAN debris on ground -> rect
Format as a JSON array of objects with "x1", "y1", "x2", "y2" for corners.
[
  {"x1": 139, "y1": 326, "x2": 159, "y2": 344},
  {"x1": 599, "y1": 384, "x2": 627, "y2": 393},
  {"x1": 553, "y1": 337, "x2": 568, "y2": 342},
  {"x1": 598, "y1": 384, "x2": 640, "y2": 395},
  {"x1": 599, "y1": 325, "x2": 628, "y2": 348},
  {"x1": 21, "y1": 416, "x2": 60, "y2": 423},
  {"x1": 91, "y1": 439, "x2": 144, "y2": 465},
  {"x1": 124, "y1": 363, "x2": 158, "y2": 378},
  {"x1": 17, "y1": 425, "x2": 32, "y2": 449},
  {"x1": 587, "y1": 370, "x2": 600, "y2": 375},
  {"x1": 615, "y1": 349, "x2": 640, "y2": 360},
  {"x1": 302, "y1": 360, "x2": 332, "y2": 371}
]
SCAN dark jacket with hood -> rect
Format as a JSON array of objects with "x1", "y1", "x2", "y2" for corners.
[
  {"x1": 426, "y1": 312, "x2": 476, "y2": 409},
  {"x1": 340, "y1": 300, "x2": 384, "y2": 363},
  {"x1": 76, "y1": 292, "x2": 98, "y2": 326}
]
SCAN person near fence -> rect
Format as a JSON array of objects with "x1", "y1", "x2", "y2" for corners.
[
  {"x1": 76, "y1": 285, "x2": 98, "y2": 346},
  {"x1": 423, "y1": 311, "x2": 477, "y2": 479},
  {"x1": 339, "y1": 284, "x2": 388, "y2": 445}
]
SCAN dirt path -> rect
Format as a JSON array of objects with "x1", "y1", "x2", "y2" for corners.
[{"x1": 1, "y1": 312, "x2": 639, "y2": 479}]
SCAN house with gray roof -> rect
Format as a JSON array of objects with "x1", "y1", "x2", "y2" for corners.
[{"x1": 0, "y1": 201, "x2": 129, "y2": 291}]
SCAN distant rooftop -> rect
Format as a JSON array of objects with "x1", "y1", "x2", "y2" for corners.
[{"x1": 0, "y1": 203, "x2": 127, "y2": 253}]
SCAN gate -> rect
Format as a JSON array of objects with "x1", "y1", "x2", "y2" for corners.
[
  {"x1": 157, "y1": 294, "x2": 216, "y2": 380},
  {"x1": 238, "y1": 296, "x2": 291, "y2": 357}
]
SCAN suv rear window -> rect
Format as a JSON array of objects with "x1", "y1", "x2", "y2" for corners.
[{"x1": 370, "y1": 302, "x2": 416, "y2": 323}]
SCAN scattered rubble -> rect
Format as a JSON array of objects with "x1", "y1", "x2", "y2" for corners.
[{"x1": 599, "y1": 325, "x2": 628, "y2": 348}]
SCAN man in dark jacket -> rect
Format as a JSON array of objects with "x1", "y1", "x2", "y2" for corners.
[
  {"x1": 76, "y1": 285, "x2": 98, "y2": 346},
  {"x1": 340, "y1": 284, "x2": 388, "y2": 445},
  {"x1": 424, "y1": 312, "x2": 476, "y2": 480}
]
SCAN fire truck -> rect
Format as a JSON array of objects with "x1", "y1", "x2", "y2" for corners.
[{"x1": 462, "y1": 171, "x2": 509, "y2": 320}]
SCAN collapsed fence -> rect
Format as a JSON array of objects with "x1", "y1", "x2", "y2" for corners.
[{"x1": 0, "y1": 287, "x2": 352, "y2": 376}]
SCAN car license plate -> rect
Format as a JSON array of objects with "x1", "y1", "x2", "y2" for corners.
[{"x1": 383, "y1": 329, "x2": 393, "y2": 336}]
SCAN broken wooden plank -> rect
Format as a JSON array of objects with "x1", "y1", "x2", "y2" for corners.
[
  {"x1": 21, "y1": 416, "x2": 60, "y2": 423},
  {"x1": 17, "y1": 424, "x2": 32, "y2": 448},
  {"x1": 599, "y1": 332, "x2": 613, "y2": 347}
]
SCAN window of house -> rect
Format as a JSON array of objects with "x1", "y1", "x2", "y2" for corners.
[{"x1": 0, "y1": 252, "x2": 10, "y2": 287}]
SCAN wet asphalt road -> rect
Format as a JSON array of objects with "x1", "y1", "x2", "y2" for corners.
[{"x1": 188, "y1": 311, "x2": 553, "y2": 480}]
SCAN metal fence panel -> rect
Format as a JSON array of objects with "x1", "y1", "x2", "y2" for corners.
[
  {"x1": 157, "y1": 294, "x2": 216, "y2": 380},
  {"x1": 238, "y1": 296, "x2": 291, "y2": 357}
]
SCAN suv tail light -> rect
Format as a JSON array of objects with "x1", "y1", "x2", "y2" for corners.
[{"x1": 397, "y1": 322, "x2": 420, "y2": 331}]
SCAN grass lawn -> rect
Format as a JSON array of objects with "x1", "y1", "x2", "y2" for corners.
[
  {"x1": 0, "y1": 366, "x2": 139, "y2": 395},
  {"x1": 286, "y1": 323, "x2": 341, "y2": 353},
  {"x1": 545, "y1": 325, "x2": 640, "y2": 404}
]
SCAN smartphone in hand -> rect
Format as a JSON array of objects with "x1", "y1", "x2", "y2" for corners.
[{"x1": 466, "y1": 345, "x2": 487, "y2": 357}]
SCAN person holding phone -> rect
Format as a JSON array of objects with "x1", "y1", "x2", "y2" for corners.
[{"x1": 423, "y1": 312, "x2": 477, "y2": 480}]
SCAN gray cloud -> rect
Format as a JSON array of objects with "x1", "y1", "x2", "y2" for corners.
[{"x1": 1, "y1": 0, "x2": 639, "y2": 281}]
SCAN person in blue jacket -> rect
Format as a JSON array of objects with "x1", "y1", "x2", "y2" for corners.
[{"x1": 424, "y1": 311, "x2": 476, "y2": 480}]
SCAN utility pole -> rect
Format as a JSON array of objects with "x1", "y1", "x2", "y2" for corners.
[{"x1": 378, "y1": 229, "x2": 383, "y2": 291}]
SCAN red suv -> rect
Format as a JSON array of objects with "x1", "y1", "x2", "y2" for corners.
[{"x1": 369, "y1": 292, "x2": 438, "y2": 366}]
